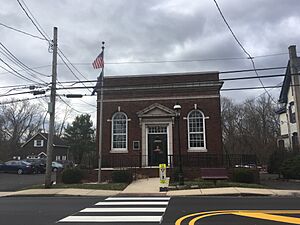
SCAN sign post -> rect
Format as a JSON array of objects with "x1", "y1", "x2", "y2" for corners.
[{"x1": 159, "y1": 164, "x2": 168, "y2": 191}]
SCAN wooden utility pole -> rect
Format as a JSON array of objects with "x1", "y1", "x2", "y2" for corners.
[
  {"x1": 289, "y1": 45, "x2": 300, "y2": 145},
  {"x1": 45, "y1": 27, "x2": 58, "y2": 188}
]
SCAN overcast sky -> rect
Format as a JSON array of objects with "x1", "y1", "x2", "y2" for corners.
[{"x1": 1, "y1": 0, "x2": 300, "y2": 124}]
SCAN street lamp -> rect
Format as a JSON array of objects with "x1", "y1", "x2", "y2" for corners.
[{"x1": 174, "y1": 103, "x2": 184, "y2": 185}]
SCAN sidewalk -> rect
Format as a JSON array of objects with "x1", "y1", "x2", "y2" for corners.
[{"x1": 1, "y1": 178, "x2": 300, "y2": 197}]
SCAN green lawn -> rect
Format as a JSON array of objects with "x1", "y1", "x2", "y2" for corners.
[
  {"x1": 26, "y1": 182, "x2": 128, "y2": 190},
  {"x1": 169, "y1": 179, "x2": 265, "y2": 189}
]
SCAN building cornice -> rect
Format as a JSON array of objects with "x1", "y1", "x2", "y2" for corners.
[
  {"x1": 100, "y1": 94, "x2": 220, "y2": 103},
  {"x1": 101, "y1": 81, "x2": 223, "y2": 92}
]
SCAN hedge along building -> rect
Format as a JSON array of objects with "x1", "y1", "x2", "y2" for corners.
[{"x1": 94, "y1": 71, "x2": 223, "y2": 178}]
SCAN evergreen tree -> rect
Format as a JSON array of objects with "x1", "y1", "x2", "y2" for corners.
[{"x1": 64, "y1": 114, "x2": 95, "y2": 165}]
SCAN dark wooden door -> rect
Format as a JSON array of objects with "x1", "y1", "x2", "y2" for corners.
[{"x1": 148, "y1": 134, "x2": 167, "y2": 166}]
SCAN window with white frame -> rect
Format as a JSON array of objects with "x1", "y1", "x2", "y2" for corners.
[
  {"x1": 34, "y1": 139, "x2": 44, "y2": 147},
  {"x1": 187, "y1": 110, "x2": 206, "y2": 150},
  {"x1": 112, "y1": 112, "x2": 127, "y2": 150}
]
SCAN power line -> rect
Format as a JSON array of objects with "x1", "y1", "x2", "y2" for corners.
[
  {"x1": 212, "y1": 0, "x2": 276, "y2": 103},
  {"x1": 57, "y1": 52, "x2": 92, "y2": 93},
  {"x1": 220, "y1": 66, "x2": 285, "y2": 74},
  {"x1": 16, "y1": 0, "x2": 92, "y2": 94},
  {"x1": 0, "y1": 95, "x2": 48, "y2": 105},
  {"x1": 17, "y1": 0, "x2": 49, "y2": 41},
  {"x1": 0, "y1": 58, "x2": 42, "y2": 83},
  {"x1": 20, "y1": 0, "x2": 51, "y2": 39},
  {"x1": 57, "y1": 49, "x2": 90, "y2": 81},
  {"x1": 0, "y1": 42, "x2": 50, "y2": 79},
  {"x1": 0, "y1": 22, "x2": 46, "y2": 41},
  {"x1": 221, "y1": 84, "x2": 283, "y2": 92},
  {"x1": 56, "y1": 78, "x2": 96, "y2": 108},
  {"x1": 54, "y1": 71, "x2": 291, "y2": 89},
  {"x1": 57, "y1": 95, "x2": 88, "y2": 114}
]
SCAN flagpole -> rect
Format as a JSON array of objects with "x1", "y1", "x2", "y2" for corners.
[{"x1": 98, "y1": 41, "x2": 105, "y2": 183}]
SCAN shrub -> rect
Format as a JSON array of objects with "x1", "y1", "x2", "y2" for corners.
[
  {"x1": 111, "y1": 170, "x2": 132, "y2": 183},
  {"x1": 232, "y1": 168, "x2": 256, "y2": 183},
  {"x1": 268, "y1": 150, "x2": 290, "y2": 174},
  {"x1": 62, "y1": 168, "x2": 83, "y2": 184},
  {"x1": 280, "y1": 156, "x2": 300, "y2": 179},
  {"x1": 170, "y1": 167, "x2": 181, "y2": 183}
]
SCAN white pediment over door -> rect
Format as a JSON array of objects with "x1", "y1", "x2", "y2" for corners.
[{"x1": 137, "y1": 103, "x2": 175, "y2": 118}]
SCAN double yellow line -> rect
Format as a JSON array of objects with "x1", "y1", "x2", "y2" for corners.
[{"x1": 175, "y1": 210, "x2": 300, "y2": 225}]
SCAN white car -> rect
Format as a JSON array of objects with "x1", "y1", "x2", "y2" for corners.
[{"x1": 52, "y1": 161, "x2": 63, "y2": 172}]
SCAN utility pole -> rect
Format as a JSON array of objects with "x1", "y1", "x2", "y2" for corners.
[
  {"x1": 289, "y1": 45, "x2": 300, "y2": 148},
  {"x1": 45, "y1": 27, "x2": 58, "y2": 188}
]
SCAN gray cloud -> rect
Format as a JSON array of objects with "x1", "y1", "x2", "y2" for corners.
[{"x1": 0, "y1": 0, "x2": 299, "y2": 121}]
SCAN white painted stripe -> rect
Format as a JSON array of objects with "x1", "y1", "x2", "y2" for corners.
[
  {"x1": 80, "y1": 207, "x2": 166, "y2": 213},
  {"x1": 95, "y1": 201, "x2": 169, "y2": 206},
  {"x1": 59, "y1": 215, "x2": 162, "y2": 222},
  {"x1": 105, "y1": 197, "x2": 170, "y2": 201}
]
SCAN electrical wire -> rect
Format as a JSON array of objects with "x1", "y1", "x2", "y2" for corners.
[
  {"x1": 0, "y1": 59, "x2": 43, "y2": 83},
  {"x1": 0, "y1": 95, "x2": 49, "y2": 105},
  {"x1": 0, "y1": 42, "x2": 50, "y2": 79},
  {"x1": 56, "y1": 78, "x2": 96, "y2": 108},
  {"x1": 0, "y1": 22, "x2": 46, "y2": 41},
  {"x1": 57, "y1": 95, "x2": 89, "y2": 114},
  {"x1": 57, "y1": 52, "x2": 92, "y2": 93},
  {"x1": 212, "y1": 0, "x2": 276, "y2": 103},
  {"x1": 57, "y1": 49, "x2": 90, "y2": 81},
  {"x1": 16, "y1": 0, "x2": 93, "y2": 95},
  {"x1": 16, "y1": 0, "x2": 50, "y2": 42}
]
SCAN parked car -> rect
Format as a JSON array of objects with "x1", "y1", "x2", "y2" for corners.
[
  {"x1": 52, "y1": 161, "x2": 64, "y2": 172},
  {"x1": 0, "y1": 160, "x2": 34, "y2": 174},
  {"x1": 55, "y1": 160, "x2": 74, "y2": 169},
  {"x1": 24, "y1": 158, "x2": 46, "y2": 174}
]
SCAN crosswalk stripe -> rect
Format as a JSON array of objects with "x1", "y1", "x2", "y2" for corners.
[
  {"x1": 59, "y1": 215, "x2": 162, "y2": 222},
  {"x1": 80, "y1": 207, "x2": 167, "y2": 212},
  {"x1": 105, "y1": 197, "x2": 170, "y2": 201},
  {"x1": 58, "y1": 196, "x2": 171, "y2": 223},
  {"x1": 95, "y1": 201, "x2": 169, "y2": 206}
]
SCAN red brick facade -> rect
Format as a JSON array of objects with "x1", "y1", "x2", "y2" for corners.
[{"x1": 95, "y1": 72, "x2": 223, "y2": 168}]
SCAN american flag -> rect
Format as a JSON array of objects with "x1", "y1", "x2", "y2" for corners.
[{"x1": 92, "y1": 51, "x2": 104, "y2": 69}]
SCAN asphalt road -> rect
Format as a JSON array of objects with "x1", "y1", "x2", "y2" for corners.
[
  {"x1": 0, "y1": 173, "x2": 52, "y2": 191},
  {"x1": 0, "y1": 196, "x2": 299, "y2": 225}
]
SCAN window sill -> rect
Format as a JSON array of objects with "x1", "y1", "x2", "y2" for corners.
[
  {"x1": 187, "y1": 148, "x2": 207, "y2": 153},
  {"x1": 110, "y1": 150, "x2": 128, "y2": 154}
]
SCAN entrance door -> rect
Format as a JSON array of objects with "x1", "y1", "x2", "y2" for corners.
[{"x1": 147, "y1": 126, "x2": 168, "y2": 166}]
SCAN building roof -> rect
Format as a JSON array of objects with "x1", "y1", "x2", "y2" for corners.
[
  {"x1": 92, "y1": 71, "x2": 223, "y2": 96},
  {"x1": 278, "y1": 61, "x2": 291, "y2": 104},
  {"x1": 275, "y1": 106, "x2": 286, "y2": 114},
  {"x1": 21, "y1": 132, "x2": 69, "y2": 148}
]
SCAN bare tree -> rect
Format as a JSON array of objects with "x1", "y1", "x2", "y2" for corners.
[
  {"x1": 55, "y1": 105, "x2": 72, "y2": 138},
  {"x1": 0, "y1": 100, "x2": 44, "y2": 158},
  {"x1": 221, "y1": 95, "x2": 280, "y2": 164}
]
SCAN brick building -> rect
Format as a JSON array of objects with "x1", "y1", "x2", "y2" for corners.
[{"x1": 94, "y1": 71, "x2": 223, "y2": 171}]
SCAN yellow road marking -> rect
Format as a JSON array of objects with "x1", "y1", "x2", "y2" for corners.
[
  {"x1": 175, "y1": 210, "x2": 226, "y2": 225},
  {"x1": 232, "y1": 212, "x2": 300, "y2": 225},
  {"x1": 175, "y1": 210, "x2": 300, "y2": 225},
  {"x1": 189, "y1": 212, "x2": 228, "y2": 225}
]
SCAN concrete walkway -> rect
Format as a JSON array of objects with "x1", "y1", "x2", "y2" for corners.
[
  {"x1": 121, "y1": 177, "x2": 164, "y2": 195},
  {"x1": 1, "y1": 178, "x2": 300, "y2": 197}
]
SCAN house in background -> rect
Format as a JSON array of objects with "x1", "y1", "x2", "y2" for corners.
[
  {"x1": 276, "y1": 46, "x2": 300, "y2": 152},
  {"x1": 94, "y1": 71, "x2": 224, "y2": 178},
  {"x1": 21, "y1": 132, "x2": 70, "y2": 160}
]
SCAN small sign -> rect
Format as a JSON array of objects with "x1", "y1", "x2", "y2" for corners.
[{"x1": 159, "y1": 164, "x2": 166, "y2": 184}]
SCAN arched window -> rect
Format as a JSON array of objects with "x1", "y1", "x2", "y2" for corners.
[
  {"x1": 187, "y1": 110, "x2": 206, "y2": 151},
  {"x1": 111, "y1": 112, "x2": 127, "y2": 150}
]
